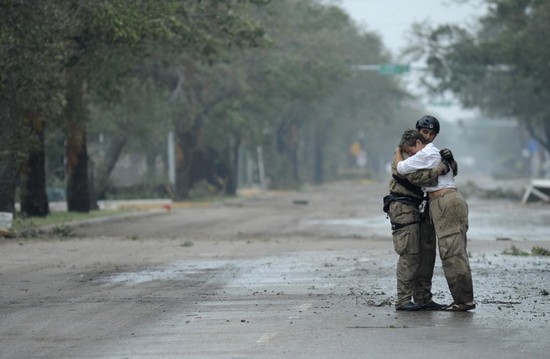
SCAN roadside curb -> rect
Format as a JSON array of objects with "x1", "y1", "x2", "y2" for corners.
[{"x1": 38, "y1": 209, "x2": 170, "y2": 232}]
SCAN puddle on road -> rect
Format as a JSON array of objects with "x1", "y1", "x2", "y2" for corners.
[
  {"x1": 102, "y1": 256, "x2": 321, "y2": 286},
  {"x1": 301, "y1": 217, "x2": 389, "y2": 239},
  {"x1": 104, "y1": 260, "x2": 230, "y2": 284},
  {"x1": 302, "y1": 199, "x2": 550, "y2": 241},
  {"x1": 101, "y1": 253, "x2": 366, "y2": 290},
  {"x1": 107, "y1": 270, "x2": 182, "y2": 284}
]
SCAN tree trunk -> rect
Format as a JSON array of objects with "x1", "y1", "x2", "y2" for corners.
[
  {"x1": 313, "y1": 124, "x2": 324, "y2": 185},
  {"x1": 65, "y1": 73, "x2": 91, "y2": 212},
  {"x1": 290, "y1": 123, "x2": 300, "y2": 185},
  {"x1": 0, "y1": 103, "x2": 20, "y2": 224},
  {"x1": 20, "y1": 114, "x2": 50, "y2": 217},
  {"x1": 174, "y1": 126, "x2": 201, "y2": 200},
  {"x1": 0, "y1": 132, "x2": 18, "y2": 216},
  {"x1": 272, "y1": 121, "x2": 301, "y2": 189},
  {"x1": 95, "y1": 134, "x2": 127, "y2": 200},
  {"x1": 224, "y1": 138, "x2": 240, "y2": 196}
]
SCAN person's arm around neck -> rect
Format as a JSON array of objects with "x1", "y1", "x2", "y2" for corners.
[{"x1": 395, "y1": 146, "x2": 404, "y2": 162}]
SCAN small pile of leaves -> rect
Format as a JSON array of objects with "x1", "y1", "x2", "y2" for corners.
[
  {"x1": 503, "y1": 245, "x2": 550, "y2": 256},
  {"x1": 531, "y1": 246, "x2": 550, "y2": 256}
]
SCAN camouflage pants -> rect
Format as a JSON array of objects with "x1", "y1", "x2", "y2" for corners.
[
  {"x1": 388, "y1": 201, "x2": 437, "y2": 308},
  {"x1": 429, "y1": 191, "x2": 474, "y2": 304}
]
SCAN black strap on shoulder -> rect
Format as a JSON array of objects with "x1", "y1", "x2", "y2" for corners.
[{"x1": 392, "y1": 175, "x2": 423, "y2": 197}]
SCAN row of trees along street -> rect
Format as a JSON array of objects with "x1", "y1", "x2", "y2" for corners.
[
  {"x1": 3, "y1": 0, "x2": 550, "y2": 219},
  {"x1": 1, "y1": 0, "x2": 417, "y2": 218},
  {"x1": 405, "y1": 0, "x2": 550, "y2": 156}
]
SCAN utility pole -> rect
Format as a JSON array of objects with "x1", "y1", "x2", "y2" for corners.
[{"x1": 167, "y1": 131, "x2": 176, "y2": 198}]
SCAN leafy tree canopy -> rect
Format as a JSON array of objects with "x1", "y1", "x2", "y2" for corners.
[{"x1": 405, "y1": 0, "x2": 550, "y2": 150}]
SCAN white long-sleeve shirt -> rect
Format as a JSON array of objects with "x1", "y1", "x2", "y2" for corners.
[{"x1": 396, "y1": 143, "x2": 456, "y2": 193}]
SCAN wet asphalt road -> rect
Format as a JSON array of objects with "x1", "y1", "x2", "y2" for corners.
[
  {"x1": 3, "y1": 242, "x2": 549, "y2": 359},
  {"x1": 88, "y1": 252, "x2": 550, "y2": 359},
  {"x1": 1, "y1": 180, "x2": 549, "y2": 358}
]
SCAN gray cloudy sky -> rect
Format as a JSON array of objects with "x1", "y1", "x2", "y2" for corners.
[
  {"x1": 337, "y1": 0, "x2": 486, "y2": 56},
  {"x1": 336, "y1": 0, "x2": 487, "y2": 121}
]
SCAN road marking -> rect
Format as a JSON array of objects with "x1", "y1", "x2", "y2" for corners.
[
  {"x1": 289, "y1": 303, "x2": 313, "y2": 319},
  {"x1": 256, "y1": 332, "x2": 278, "y2": 343}
]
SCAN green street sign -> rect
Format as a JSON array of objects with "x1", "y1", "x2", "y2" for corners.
[
  {"x1": 429, "y1": 99, "x2": 453, "y2": 107},
  {"x1": 378, "y1": 64, "x2": 410, "y2": 75}
]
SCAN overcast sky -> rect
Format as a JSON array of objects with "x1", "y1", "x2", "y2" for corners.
[
  {"x1": 335, "y1": 0, "x2": 488, "y2": 121},
  {"x1": 336, "y1": 0, "x2": 486, "y2": 56}
]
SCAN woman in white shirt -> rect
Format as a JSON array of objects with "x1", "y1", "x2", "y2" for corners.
[{"x1": 395, "y1": 129, "x2": 475, "y2": 312}]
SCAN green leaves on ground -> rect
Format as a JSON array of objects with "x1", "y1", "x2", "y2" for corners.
[{"x1": 503, "y1": 244, "x2": 550, "y2": 256}]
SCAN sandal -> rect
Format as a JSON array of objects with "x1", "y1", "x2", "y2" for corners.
[{"x1": 444, "y1": 302, "x2": 476, "y2": 312}]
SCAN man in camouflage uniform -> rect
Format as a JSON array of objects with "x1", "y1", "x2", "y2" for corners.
[
  {"x1": 385, "y1": 115, "x2": 457, "y2": 311},
  {"x1": 396, "y1": 128, "x2": 475, "y2": 311}
]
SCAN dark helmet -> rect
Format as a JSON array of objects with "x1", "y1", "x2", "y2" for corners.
[{"x1": 415, "y1": 115, "x2": 440, "y2": 134}]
